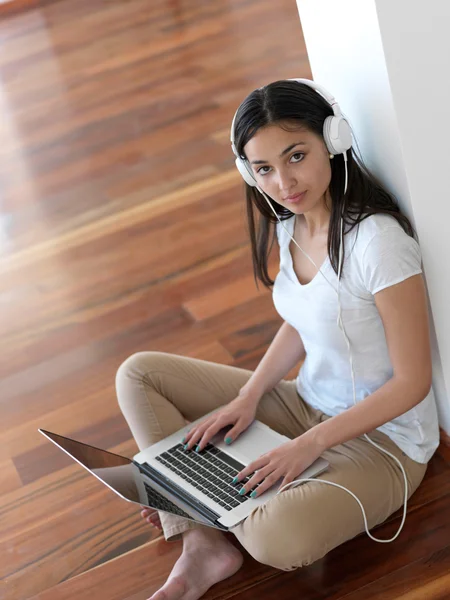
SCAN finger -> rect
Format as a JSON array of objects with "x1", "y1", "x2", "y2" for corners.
[
  {"x1": 183, "y1": 420, "x2": 214, "y2": 450},
  {"x1": 181, "y1": 429, "x2": 192, "y2": 444},
  {"x1": 182, "y1": 419, "x2": 214, "y2": 444},
  {"x1": 234, "y1": 455, "x2": 269, "y2": 482},
  {"x1": 182, "y1": 425, "x2": 203, "y2": 447},
  {"x1": 223, "y1": 417, "x2": 248, "y2": 446},
  {"x1": 196, "y1": 419, "x2": 229, "y2": 451},
  {"x1": 248, "y1": 470, "x2": 282, "y2": 498},
  {"x1": 237, "y1": 466, "x2": 269, "y2": 496}
]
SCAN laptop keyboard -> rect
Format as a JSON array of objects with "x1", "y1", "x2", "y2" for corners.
[
  {"x1": 154, "y1": 443, "x2": 253, "y2": 510},
  {"x1": 143, "y1": 482, "x2": 192, "y2": 518}
]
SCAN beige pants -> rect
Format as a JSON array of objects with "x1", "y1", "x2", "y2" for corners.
[{"x1": 115, "y1": 351, "x2": 427, "y2": 571}]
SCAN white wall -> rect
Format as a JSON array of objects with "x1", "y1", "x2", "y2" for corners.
[{"x1": 296, "y1": 0, "x2": 450, "y2": 433}]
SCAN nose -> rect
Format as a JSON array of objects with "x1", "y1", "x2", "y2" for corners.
[{"x1": 277, "y1": 167, "x2": 297, "y2": 194}]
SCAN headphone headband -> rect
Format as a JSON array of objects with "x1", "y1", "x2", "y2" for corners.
[{"x1": 230, "y1": 78, "x2": 352, "y2": 188}]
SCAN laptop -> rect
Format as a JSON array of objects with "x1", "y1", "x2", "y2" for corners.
[{"x1": 39, "y1": 410, "x2": 329, "y2": 531}]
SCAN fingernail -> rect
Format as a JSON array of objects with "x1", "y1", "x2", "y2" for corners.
[
  {"x1": 195, "y1": 445, "x2": 200, "y2": 452},
  {"x1": 239, "y1": 488, "x2": 246, "y2": 495},
  {"x1": 183, "y1": 444, "x2": 189, "y2": 450},
  {"x1": 232, "y1": 477, "x2": 239, "y2": 484},
  {"x1": 250, "y1": 490, "x2": 257, "y2": 498},
  {"x1": 225, "y1": 437, "x2": 232, "y2": 445}
]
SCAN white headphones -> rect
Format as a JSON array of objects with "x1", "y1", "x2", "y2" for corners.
[
  {"x1": 229, "y1": 78, "x2": 409, "y2": 544},
  {"x1": 230, "y1": 78, "x2": 353, "y2": 189}
]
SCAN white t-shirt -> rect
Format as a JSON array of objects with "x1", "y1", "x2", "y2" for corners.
[{"x1": 273, "y1": 212, "x2": 439, "y2": 463}]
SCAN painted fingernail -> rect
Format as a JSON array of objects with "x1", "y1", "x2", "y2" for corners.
[
  {"x1": 225, "y1": 437, "x2": 232, "y2": 445},
  {"x1": 195, "y1": 445, "x2": 200, "y2": 452},
  {"x1": 239, "y1": 488, "x2": 246, "y2": 495},
  {"x1": 250, "y1": 490, "x2": 257, "y2": 498},
  {"x1": 183, "y1": 444, "x2": 189, "y2": 450},
  {"x1": 232, "y1": 477, "x2": 239, "y2": 484}
]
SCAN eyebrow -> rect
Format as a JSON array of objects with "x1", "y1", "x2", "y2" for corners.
[{"x1": 250, "y1": 142, "x2": 307, "y2": 165}]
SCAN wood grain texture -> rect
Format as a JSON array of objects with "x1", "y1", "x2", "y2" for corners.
[
  {"x1": 1, "y1": 0, "x2": 449, "y2": 599},
  {"x1": 440, "y1": 427, "x2": 450, "y2": 448},
  {"x1": 26, "y1": 535, "x2": 279, "y2": 600}
]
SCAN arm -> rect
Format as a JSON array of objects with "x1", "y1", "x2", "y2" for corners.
[
  {"x1": 236, "y1": 274, "x2": 433, "y2": 498},
  {"x1": 306, "y1": 376, "x2": 429, "y2": 453},
  {"x1": 239, "y1": 320, "x2": 306, "y2": 404},
  {"x1": 305, "y1": 273, "x2": 433, "y2": 452}
]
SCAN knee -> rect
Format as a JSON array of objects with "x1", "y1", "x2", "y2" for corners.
[
  {"x1": 240, "y1": 527, "x2": 315, "y2": 571},
  {"x1": 116, "y1": 351, "x2": 164, "y2": 382},
  {"x1": 116, "y1": 351, "x2": 145, "y2": 380},
  {"x1": 234, "y1": 500, "x2": 327, "y2": 571},
  {"x1": 115, "y1": 351, "x2": 165, "y2": 407}
]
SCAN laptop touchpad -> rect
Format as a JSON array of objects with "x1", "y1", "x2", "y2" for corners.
[{"x1": 211, "y1": 421, "x2": 290, "y2": 464}]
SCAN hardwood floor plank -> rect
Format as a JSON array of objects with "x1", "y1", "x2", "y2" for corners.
[
  {"x1": 0, "y1": 171, "x2": 241, "y2": 280},
  {"x1": 2, "y1": 387, "x2": 121, "y2": 457},
  {"x1": 337, "y1": 546, "x2": 450, "y2": 599},
  {"x1": 25, "y1": 536, "x2": 277, "y2": 600},
  {"x1": 0, "y1": 461, "x2": 159, "y2": 599},
  {"x1": 12, "y1": 413, "x2": 130, "y2": 485},
  {"x1": 0, "y1": 459, "x2": 22, "y2": 495},
  {"x1": 0, "y1": 244, "x2": 253, "y2": 386},
  {"x1": 0, "y1": 294, "x2": 270, "y2": 439},
  {"x1": 184, "y1": 274, "x2": 271, "y2": 321}
]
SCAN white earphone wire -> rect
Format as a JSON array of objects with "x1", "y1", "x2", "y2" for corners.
[{"x1": 255, "y1": 151, "x2": 408, "y2": 543}]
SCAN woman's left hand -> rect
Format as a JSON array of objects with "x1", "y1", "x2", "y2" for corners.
[{"x1": 234, "y1": 433, "x2": 324, "y2": 498}]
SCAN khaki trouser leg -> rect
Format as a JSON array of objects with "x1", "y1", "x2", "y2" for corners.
[{"x1": 116, "y1": 351, "x2": 427, "y2": 564}]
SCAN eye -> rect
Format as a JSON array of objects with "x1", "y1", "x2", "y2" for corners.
[
  {"x1": 256, "y1": 166, "x2": 271, "y2": 176},
  {"x1": 255, "y1": 152, "x2": 305, "y2": 176}
]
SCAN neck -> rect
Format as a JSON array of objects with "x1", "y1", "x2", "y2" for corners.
[{"x1": 297, "y1": 214, "x2": 330, "y2": 238}]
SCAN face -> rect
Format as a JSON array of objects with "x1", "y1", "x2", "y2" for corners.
[{"x1": 243, "y1": 122, "x2": 333, "y2": 224}]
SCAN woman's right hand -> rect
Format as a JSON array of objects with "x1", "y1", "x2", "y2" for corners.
[{"x1": 182, "y1": 392, "x2": 260, "y2": 452}]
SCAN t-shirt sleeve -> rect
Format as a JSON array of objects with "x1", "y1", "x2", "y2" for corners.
[{"x1": 360, "y1": 226, "x2": 423, "y2": 295}]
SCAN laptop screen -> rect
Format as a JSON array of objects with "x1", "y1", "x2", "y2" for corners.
[{"x1": 39, "y1": 429, "x2": 142, "y2": 503}]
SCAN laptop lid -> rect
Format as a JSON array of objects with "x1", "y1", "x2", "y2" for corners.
[{"x1": 38, "y1": 429, "x2": 221, "y2": 528}]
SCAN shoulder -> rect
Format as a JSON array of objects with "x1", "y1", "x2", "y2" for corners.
[
  {"x1": 353, "y1": 212, "x2": 404, "y2": 241},
  {"x1": 349, "y1": 213, "x2": 418, "y2": 257},
  {"x1": 349, "y1": 213, "x2": 423, "y2": 296}
]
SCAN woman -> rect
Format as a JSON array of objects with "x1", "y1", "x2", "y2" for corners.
[{"x1": 116, "y1": 79, "x2": 439, "y2": 600}]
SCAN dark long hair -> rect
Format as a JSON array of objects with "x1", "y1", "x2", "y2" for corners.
[{"x1": 233, "y1": 80, "x2": 417, "y2": 289}]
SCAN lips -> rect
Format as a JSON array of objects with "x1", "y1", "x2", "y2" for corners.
[{"x1": 284, "y1": 191, "x2": 306, "y2": 203}]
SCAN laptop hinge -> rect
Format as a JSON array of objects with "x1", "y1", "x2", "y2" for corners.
[{"x1": 134, "y1": 460, "x2": 226, "y2": 529}]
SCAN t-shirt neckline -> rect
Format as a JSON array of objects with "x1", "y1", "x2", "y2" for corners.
[{"x1": 284, "y1": 215, "x2": 330, "y2": 288}]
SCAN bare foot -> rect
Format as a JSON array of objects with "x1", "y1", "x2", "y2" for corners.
[
  {"x1": 141, "y1": 507, "x2": 162, "y2": 530},
  {"x1": 148, "y1": 526, "x2": 244, "y2": 600}
]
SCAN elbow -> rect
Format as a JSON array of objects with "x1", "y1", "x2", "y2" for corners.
[{"x1": 396, "y1": 371, "x2": 432, "y2": 405}]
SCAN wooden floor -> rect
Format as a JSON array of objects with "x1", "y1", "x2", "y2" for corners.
[{"x1": 1, "y1": 0, "x2": 450, "y2": 599}]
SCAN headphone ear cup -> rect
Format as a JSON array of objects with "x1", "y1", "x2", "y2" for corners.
[
  {"x1": 235, "y1": 157, "x2": 258, "y2": 187},
  {"x1": 323, "y1": 115, "x2": 353, "y2": 155}
]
